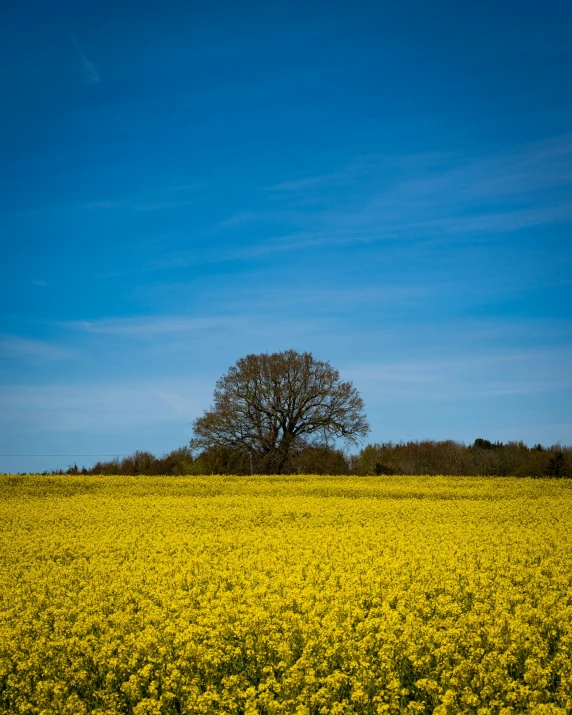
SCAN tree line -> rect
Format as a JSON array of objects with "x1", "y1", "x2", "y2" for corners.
[{"x1": 57, "y1": 439, "x2": 571, "y2": 478}]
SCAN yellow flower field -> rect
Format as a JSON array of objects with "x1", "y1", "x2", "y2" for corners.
[{"x1": 1, "y1": 474, "x2": 572, "y2": 714}]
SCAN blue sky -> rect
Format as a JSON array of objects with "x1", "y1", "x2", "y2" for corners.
[{"x1": 2, "y1": 0, "x2": 572, "y2": 472}]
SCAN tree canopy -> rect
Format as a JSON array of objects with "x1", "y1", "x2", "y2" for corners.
[{"x1": 190, "y1": 350, "x2": 370, "y2": 473}]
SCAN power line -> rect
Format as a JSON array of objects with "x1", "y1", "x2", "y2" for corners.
[{"x1": 0, "y1": 453, "x2": 172, "y2": 458}]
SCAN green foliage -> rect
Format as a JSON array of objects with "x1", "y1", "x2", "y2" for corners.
[
  {"x1": 545, "y1": 452, "x2": 570, "y2": 479},
  {"x1": 46, "y1": 439, "x2": 572, "y2": 478},
  {"x1": 354, "y1": 440, "x2": 571, "y2": 478},
  {"x1": 473, "y1": 438, "x2": 504, "y2": 450}
]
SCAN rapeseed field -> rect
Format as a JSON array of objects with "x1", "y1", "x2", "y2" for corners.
[{"x1": 1, "y1": 474, "x2": 571, "y2": 714}]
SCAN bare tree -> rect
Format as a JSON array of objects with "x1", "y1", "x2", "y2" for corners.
[{"x1": 190, "y1": 350, "x2": 369, "y2": 473}]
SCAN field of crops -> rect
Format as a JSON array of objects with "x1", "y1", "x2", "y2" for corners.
[{"x1": 1, "y1": 474, "x2": 572, "y2": 714}]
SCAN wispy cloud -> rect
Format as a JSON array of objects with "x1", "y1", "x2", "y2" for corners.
[
  {"x1": 357, "y1": 134, "x2": 572, "y2": 219},
  {"x1": 266, "y1": 134, "x2": 572, "y2": 203},
  {"x1": 0, "y1": 335, "x2": 73, "y2": 361},
  {"x1": 70, "y1": 35, "x2": 100, "y2": 83},
  {"x1": 61, "y1": 316, "x2": 232, "y2": 337},
  {"x1": 73, "y1": 313, "x2": 323, "y2": 340},
  {"x1": 0, "y1": 379, "x2": 210, "y2": 432},
  {"x1": 81, "y1": 200, "x2": 125, "y2": 210},
  {"x1": 344, "y1": 347, "x2": 572, "y2": 401},
  {"x1": 135, "y1": 199, "x2": 196, "y2": 212},
  {"x1": 263, "y1": 154, "x2": 391, "y2": 193},
  {"x1": 76, "y1": 198, "x2": 197, "y2": 212},
  {"x1": 149, "y1": 388, "x2": 196, "y2": 415},
  {"x1": 264, "y1": 169, "x2": 360, "y2": 193},
  {"x1": 46, "y1": 193, "x2": 198, "y2": 215},
  {"x1": 214, "y1": 209, "x2": 292, "y2": 229},
  {"x1": 190, "y1": 133, "x2": 572, "y2": 263}
]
